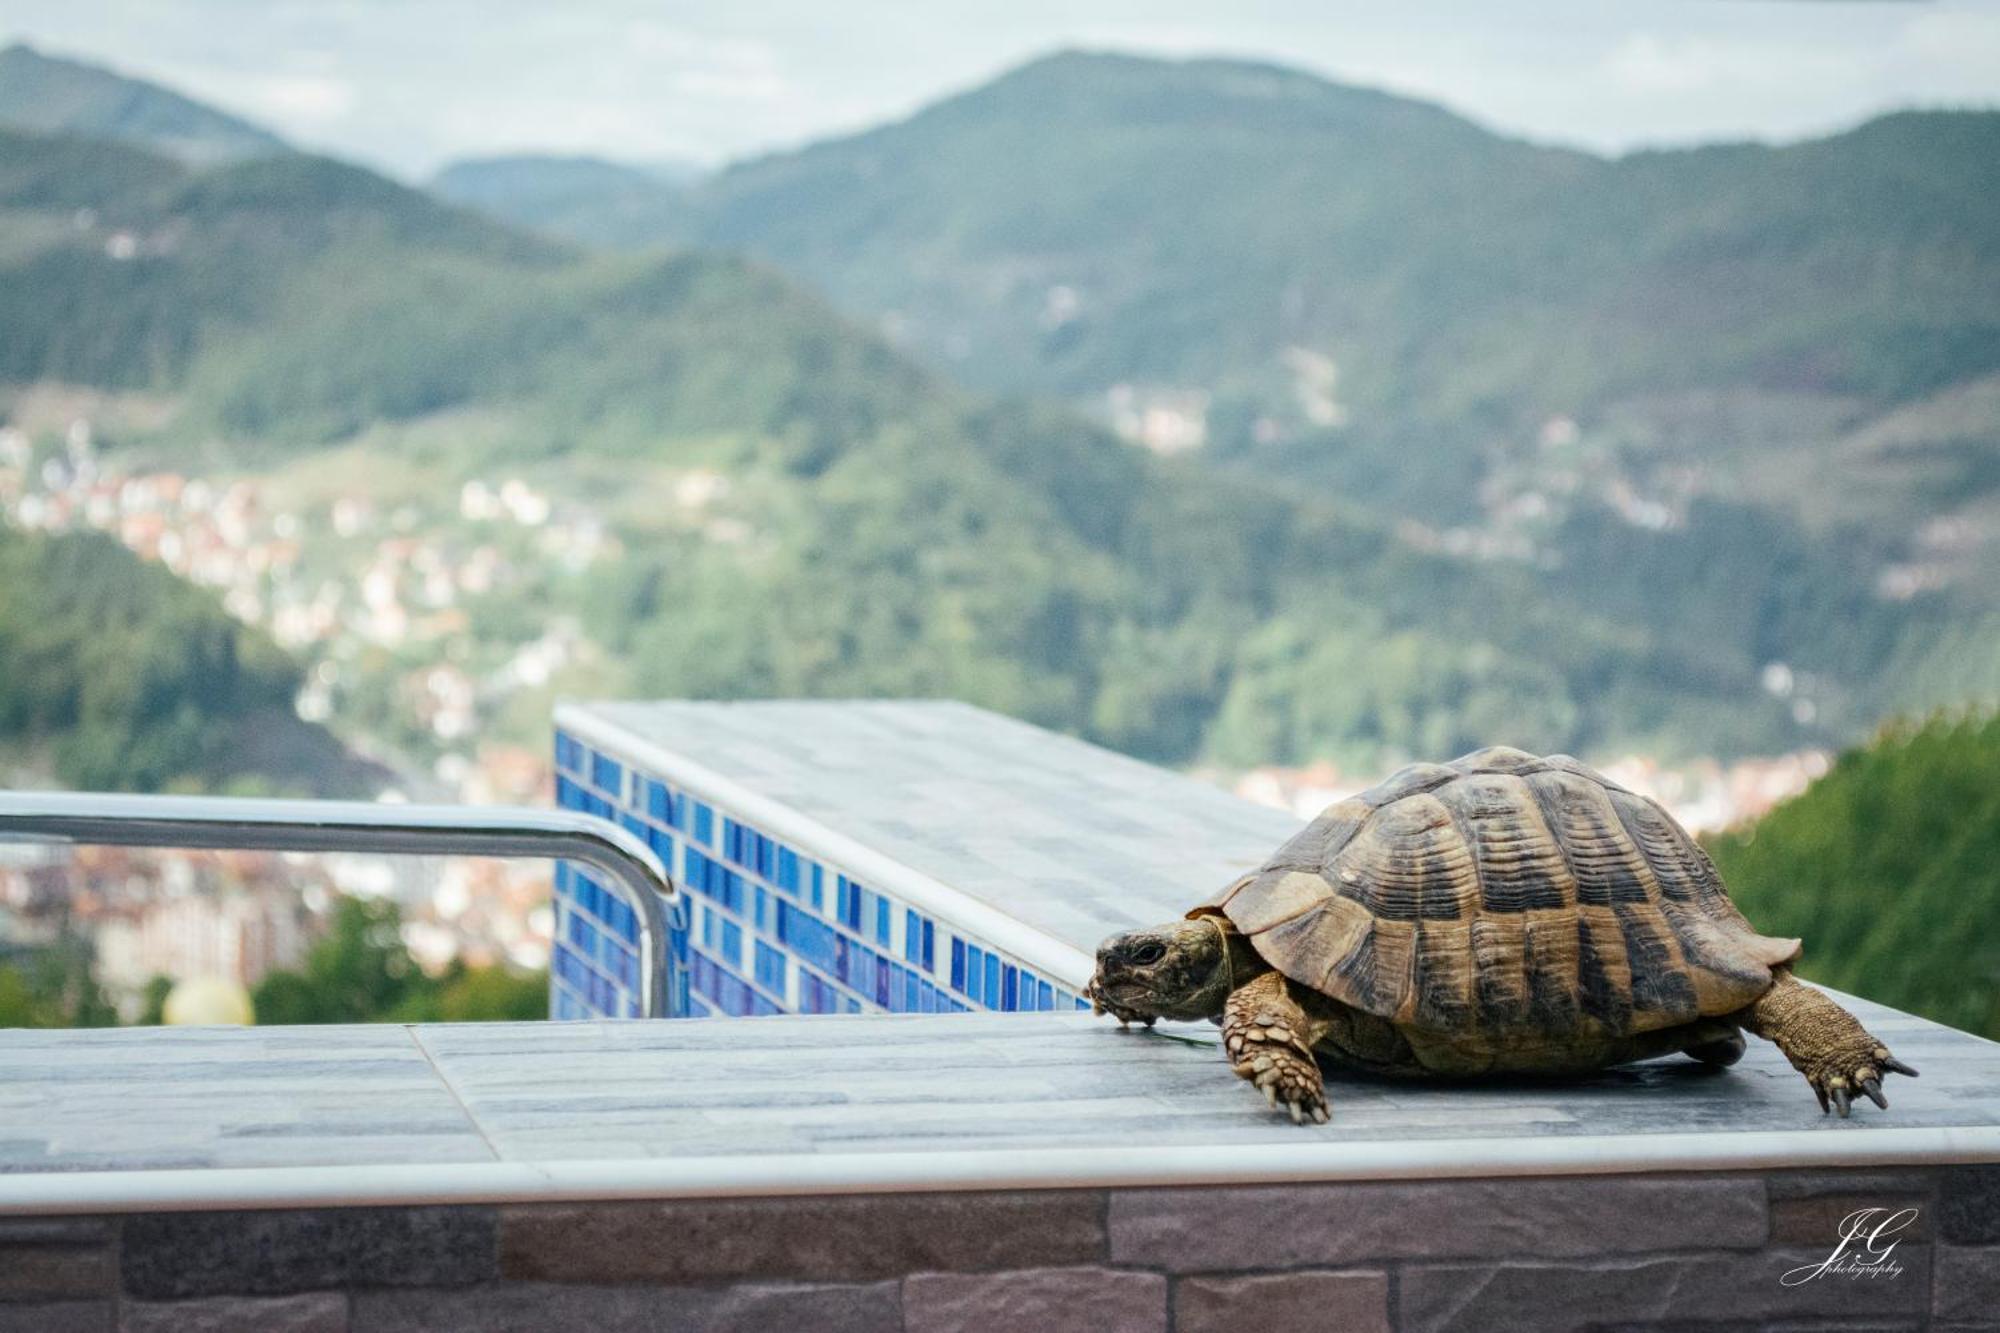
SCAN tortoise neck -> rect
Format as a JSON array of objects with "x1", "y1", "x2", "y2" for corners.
[{"x1": 1211, "y1": 922, "x2": 1271, "y2": 1016}]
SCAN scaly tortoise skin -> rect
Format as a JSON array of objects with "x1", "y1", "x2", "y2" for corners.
[{"x1": 1086, "y1": 746, "x2": 1915, "y2": 1125}]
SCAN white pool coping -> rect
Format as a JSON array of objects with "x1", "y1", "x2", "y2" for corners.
[
  {"x1": 556, "y1": 702, "x2": 1099, "y2": 987},
  {"x1": 6, "y1": 1127, "x2": 1999, "y2": 1216}
]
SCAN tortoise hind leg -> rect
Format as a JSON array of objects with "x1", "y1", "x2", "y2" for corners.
[
  {"x1": 1681, "y1": 1026, "x2": 1746, "y2": 1068},
  {"x1": 1742, "y1": 970, "x2": 1917, "y2": 1116},
  {"x1": 1223, "y1": 970, "x2": 1330, "y2": 1125}
]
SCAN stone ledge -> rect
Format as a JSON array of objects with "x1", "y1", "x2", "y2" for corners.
[
  {"x1": 1174, "y1": 1270, "x2": 1390, "y2": 1333},
  {"x1": 0, "y1": 1163, "x2": 1975, "y2": 1330},
  {"x1": 355, "y1": 1281, "x2": 900, "y2": 1333},
  {"x1": 1109, "y1": 1175, "x2": 1769, "y2": 1270},
  {"x1": 120, "y1": 1207, "x2": 495, "y2": 1300},
  {"x1": 1932, "y1": 1244, "x2": 2000, "y2": 1322},
  {"x1": 1939, "y1": 1165, "x2": 2000, "y2": 1244},
  {"x1": 0, "y1": 1239, "x2": 113, "y2": 1300},
  {"x1": 901, "y1": 1266, "x2": 1166, "y2": 1333},
  {"x1": 498, "y1": 1190, "x2": 1105, "y2": 1283},
  {"x1": 1396, "y1": 1249, "x2": 1932, "y2": 1332},
  {"x1": 0, "y1": 1302, "x2": 110, "y2": 1333},
  {"x1": 119, "y1": 1293, "x2": 348, "y2": 1333}
]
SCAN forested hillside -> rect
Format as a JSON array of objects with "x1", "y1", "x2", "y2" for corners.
[
  {"x1": 1707, "y1": 712, "x2": 2000, "y2": 1040},
  {"x1": 431, "y1": 155, "x2": 696, "y2": 250},
  {"x1": 0, "y1": 527, "x2": 380, "y2": 794},
  {"x1": 0, "y1": 122, "x2": 1855, "y2": 770},
  {"x1": 432, "y1": 50, "x2": 2000, "y2": 747}
]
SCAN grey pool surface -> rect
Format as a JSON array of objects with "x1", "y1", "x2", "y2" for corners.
[
  {"x1": 2, "y1": 990, "x2": 1996, "y2": 1184},
  {"x1": 568, "y1": 699, "x2": 1306, "y2": 953}
]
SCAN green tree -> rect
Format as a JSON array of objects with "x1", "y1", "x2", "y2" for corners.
[
  {"x1": 1706, "y1": 712, "x2": 2000, "y2": 1040},
  {"x1": 251, "y1": 896, "x2": 431, "y2": 1024},
  {"x1": 0, "y1": 942, "x2": 118, "y2": 1028},
  {"x1": 247, "y1": 895, "x2": 548, "y2": 1024},
  {"x1": 137, "y1": 973, "x2": 174, "y2": 1025}
]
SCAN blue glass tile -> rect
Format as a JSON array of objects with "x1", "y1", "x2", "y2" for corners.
[
  {"x1": 984, "y1": 953, "x2": 1001, "y2": 1009},
  {"x1": 965, "y1": 945, "x2": 985, "y2": 998},
  {"x1": 921, "y1": 918, "x2": 936, "y2": 972},
  {"x1": 809, "y1": 863, "x2": 824, "y2": 910},
  {"x1": 1037, "y1": 980, "x2": 1053, "y2": 1011},
  {"x1": 951, "y1": 938, "x2": 966, "y2": 992},
  {"x1": 694, "y1": 802, "x2": 713, "y2": 847},
  {"x1": 721, "y1": 918, "x2": 743, "y2": 965},
  {"x1": 778, "y1": 902, "x2": 838, "y2": 975},
  {"x1": 904, "y1": 910, "x2": 921, "y2": 964},
  {"x1": 875, "y1": 896, "x2": 891, "y2": 947},
  {"x1": 1003, "y1": 965, "x2": 1018, "y2": 1011},
  {"x1": 777, "y1": 847, "x2": 799, "y2": 893},
  {"x1": 646, "y1": 779, "x2": 670, "y2": 821},
  {"x1": 590, "y1": 751, "x2": 623, "y2": 794},
  {"x1": 754, "y1": 940, "x2": 787, "y2": 996}
]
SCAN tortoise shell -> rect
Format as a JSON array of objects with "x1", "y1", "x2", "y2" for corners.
[{"x1": 1200, "y1": 746, "x2": 1801, "y2": 1039}]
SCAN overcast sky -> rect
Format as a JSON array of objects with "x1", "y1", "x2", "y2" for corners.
[{"x1": 7, "y1": 1, "x2": 1999, "y2": 178}]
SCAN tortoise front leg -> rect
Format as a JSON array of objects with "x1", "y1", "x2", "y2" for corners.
[
  {"x1": 1223, "y1": 970, "x2": 1330, "y2": 1125},
  {"x1": 1743, "y1": 970, "x2": 1917, "y2": 1116}
]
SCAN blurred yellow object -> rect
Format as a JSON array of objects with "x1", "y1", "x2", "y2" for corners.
[{"x1": 162, "y1": 977, "x2": 255, "y2": 1026}]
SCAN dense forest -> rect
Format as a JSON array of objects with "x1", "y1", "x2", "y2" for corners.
[
  {"x1": 445, "y1": 52, "x2": 2000, "y2": 744},
  {"x1": 1708, "y1": 711, "x2": 2000, "y2": 1040},
  {"x1": 0, "y1": 526, "x2": 376, "y2": 794},
  {"x1": 0, "y1": 119, "x2": 1951, "y2": 772}
]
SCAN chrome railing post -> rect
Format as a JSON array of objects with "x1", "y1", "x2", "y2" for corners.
[{"x1": 0, "y1": 793, "x2": 681, "y2": 1019}]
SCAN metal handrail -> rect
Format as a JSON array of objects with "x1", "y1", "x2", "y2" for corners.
[{"x1": 0, "y1": 792, "x2": 683, "y2": 1018}]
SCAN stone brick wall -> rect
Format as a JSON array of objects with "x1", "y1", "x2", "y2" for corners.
[{"x1": 3, "y1": 1166, "x2": 1994, "y2": 1331}]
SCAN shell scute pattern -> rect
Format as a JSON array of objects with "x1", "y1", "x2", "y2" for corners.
[{"x1": 1216, "y1": 749, "x2": 1801, "y2": 1041}]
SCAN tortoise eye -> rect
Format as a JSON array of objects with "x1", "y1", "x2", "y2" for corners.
[{"x1": 1129, "y1": 941, "x2": 1167, "y2": 966}]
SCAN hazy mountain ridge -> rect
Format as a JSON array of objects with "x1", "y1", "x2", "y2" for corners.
[
  {"x1": 430, "y1": 155, "x2": 698, "y2": 249},
  {"x1": 431, "y1": 52, "x2": 2000, "y2": 610},
  {"x1": 0, "y1": 43, "x2": 286, "y2": 166},
  {"x1": 0, "y1": 120, "x2": 1869, "y2": 771}
]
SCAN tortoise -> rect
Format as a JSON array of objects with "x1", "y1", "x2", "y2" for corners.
[{"x1": 1086, "y1": 746, "x2": 1916, "y2": 1124}]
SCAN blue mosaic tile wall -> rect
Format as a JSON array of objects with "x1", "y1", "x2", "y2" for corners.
[{"x1": 552, "y1": 728, "x2": 1092, "y2": 1021}]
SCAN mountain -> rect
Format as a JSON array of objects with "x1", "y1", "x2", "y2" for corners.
[
  {"x1": 0, "y1": 526, "x2": 385, "y2": 795},
  {"x1": 689, "y1": 53, "x2": 2000, "y2": 530},
  {"x1": 442, "y1": 50, "x2": 2000, "y2": 739},
  {"x1": 430, "y1": 155, "x2": 698, "y2": 249},
  {"x1": 0, "y1": 123, "x2": 1861, "y2": 771},
  {"x1": 1706, "y1": 711, "x2": 2000, "y2": 1040},
  {"x1": 0, "y1": 42, "x2": 287, "y2": 166}
]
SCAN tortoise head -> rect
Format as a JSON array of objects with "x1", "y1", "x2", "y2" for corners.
[{"x1": 1088, "y1": 917, "x2": 1236, "y2": 1023}]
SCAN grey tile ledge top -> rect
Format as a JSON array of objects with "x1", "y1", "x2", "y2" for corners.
[{"x1": 1, "y1": 999, "x2": 1997, "y2": 1215}]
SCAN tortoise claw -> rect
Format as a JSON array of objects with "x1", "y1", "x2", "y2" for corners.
[
  {"x1": 1829, "y1": 1082, "x2": 1852, "y2": 1117},
  {"x1": 1813, "y1": 1082, "x2": 1831, "y2": 1114},
  {"x1": 1860, "y1": 1075, "x2": 1888, "y2": 1110},
  {"x1": 1880, "y1": 1055, "x2": 1919, "y2": 1078}
]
